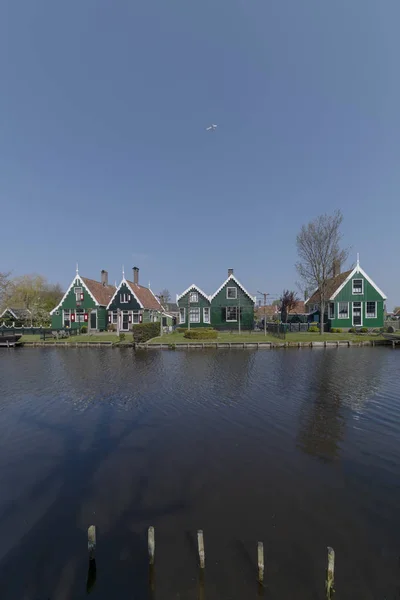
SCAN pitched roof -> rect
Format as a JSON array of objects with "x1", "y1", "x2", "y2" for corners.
[
  {"x1": 126, "y1": 281, "x2": 162, "y2": 310},
  {"x1": 0, "y1": 307, "x2": 32, "y2": 319},
  {"x1": 176, "y1": 284, "x2": 211, "y2": 303},
  {"x1": 81, "y1": 277, "x2": 116, "y2": 307},
  {"x1": 288, "y1": 300, "x2": 306, "y2": 314},
  {"x1": 305, "y1": 270, "x2": 352, "y2": 304},
  {"x1": 254, "y1": 305, "x2": 279, "y2": 319},
  {"x1": 210, "y1": 274, "x2": 256, "y2": 303}
]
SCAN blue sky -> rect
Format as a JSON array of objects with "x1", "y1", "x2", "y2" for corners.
[{"x1": 1, "y1": 1, "x2": 399, "y2": 307}]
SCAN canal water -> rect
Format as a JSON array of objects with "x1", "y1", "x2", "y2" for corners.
[{"x1": 0, "y1": 347, "x2": 399, "y2": 599}]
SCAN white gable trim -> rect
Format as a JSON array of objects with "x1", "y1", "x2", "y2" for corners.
[
  {"x1": 176, "y1": 284, "x2": 211, "y2": 303},
  {"x1": 330, "y1": 265, "x2": 387, "y2": 300},
  {"x1": 210, "y1": 275, "x2": 256, "y2": 303},
  {"x1": 106, "y1": 278, "x2": 144, "y2": 310},
  {"x1": 148, "y1": 287, "x2": 163, "y2": 311},
  {"x1": 50, "y1": 274, "x2": 100, "y2": 315},
  {"x1": 0, "y1": 308, "x2": 18, "y2": 319}
]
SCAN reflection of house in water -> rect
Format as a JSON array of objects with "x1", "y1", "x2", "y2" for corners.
[{"x1": 297, "y1": 351, "x2": 385, "y2": 461}]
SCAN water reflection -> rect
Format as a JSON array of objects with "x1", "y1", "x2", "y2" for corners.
[{"x1": 86, "y1": 558, "x2": 96, "y2": 594}]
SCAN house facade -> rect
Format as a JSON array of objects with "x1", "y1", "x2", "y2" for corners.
[
  {"x1": 176, "y1": 269, "x2": 256, "y2": 330},
  {"x1": 305, "y1": 261, "x2": 386, "y2": 329},
  {"x1": 50, "y1": 269, "x2": 115, "y2": 331},
  {"x1": 0, "y1": 307, "x2": 32, "y2": 327},
  {"x1": 176, "y1": 285, "x2": 211, "y2": 328},
  {"x1": 106, "y1": 267, "x2": 163, "y2": 331}
]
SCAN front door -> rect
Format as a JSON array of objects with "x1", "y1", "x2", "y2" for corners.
[
  {"x1": 90, "y1": 311, "x2": 97, "y2": 330},
  {"x1": 353, "y1": 302, "x2": 362, "y2": 326},
  {"x1": 121, "y1": 311, "x2": 130, "y2": 331}
]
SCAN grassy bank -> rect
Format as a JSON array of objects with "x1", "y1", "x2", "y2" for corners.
[
  {"x1": 148, "y1": 331, "x2": 387, "y2": 344},
  {"x1": 20, "y1": 333, "x2": 121, "y2": 344}
]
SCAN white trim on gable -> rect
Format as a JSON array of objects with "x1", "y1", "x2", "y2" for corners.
[
  {"x1": 210, "y1": 275, "x2": 256, "y2": 303},
  {"x1": 176, "y1": 284, "x2": 211, "y2": 303},
  {"x1": 50, "y1": 274, "x2": 99, "y2": 315},
  {"x1": 330, "y1": 265, "x2": 387, "y2": 300},
  {"x1": 106, "y1": 278, "x2": 144, "y2": 310}
]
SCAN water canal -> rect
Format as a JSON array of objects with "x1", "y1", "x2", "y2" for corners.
[{"x1": 0, "y1": 347, "x2": 399, "y2": 599}]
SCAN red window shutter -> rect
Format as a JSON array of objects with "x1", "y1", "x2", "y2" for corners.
[
  {"x1": 84, "y1": 313, "x2": 88, "y2": 322},
  {"x1": 71, "y1": 313, "x2": 76, "y2": 322},
  {"x1": 80, "y1": 293, "x2": 84, "y2": 300}
]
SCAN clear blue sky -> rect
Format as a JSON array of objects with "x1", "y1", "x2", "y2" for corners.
[{"x1": 1, "y1": 1, "x2": 399, "y2": 307}]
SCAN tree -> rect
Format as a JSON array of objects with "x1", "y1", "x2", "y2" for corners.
[
  {"x1": 271, "y1": 299, "x2": 280, "y2": 307},
  {"x1": 0, "y1": 271, "x2": 12, "y2": 309},
  {"x1": 393, "y1": 306, "x2": 400, "y2": 315},
  {"x1": 279, "y1": 290, "x2": 299, "y2": 323},
  {"x1": 158, "y1": 288, "x2": 171, "y2": 306},
  {"x1": 296, "y1": 210, "x2": 349, "y2": 334},
  {"x1": 5, "y1": 274, "x2": 63, "y2": 325}
]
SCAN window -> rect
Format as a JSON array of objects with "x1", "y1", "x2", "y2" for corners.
[
  {"x1": 133, "y1": 312, "x2": 140, "y2": 324},
  {"x1": 338, "y1": 302, "x2": 349, "y2": 319},
  {"x1": 74, "y1": 287, "x2": 83, "y2": 301},
  {"x1": 189, "y1": 292, "x2": 198, "y2": 303},
  {"x1": 76, "y1": 308, "x2": 85, "y2": 322},
  {"x1": 112, "y1": 311, "x2": 118, "y2": 324},
  {"x1": 189, "y1": 307, "x2": 200, "y2": 323},
  {"x1": 120, "y1": 293, "x2": 130, "y2": 303},
  {"x1": 55, "y1": 310, "x2": 60, "y2": 316},
  {"x1": 352, "y1": 279, "x2": 363, "y2": 294},
  {"x1": 226, "y1": 287, "x2": 237, "y2": 299},
  {"x1": 179, "y1": 307, "x2": 186, "y2": 324},
  {"x1": 328, "y1": 303, "x2": 335, "y2": 319},
  {"x1": 203, "y1": 307, "x2": 210, "y2": 324},
  {"x1": 63, "y1": 309, "x2": 70, "y2": 326},
  {"x1": 366, "y1": 301, "x2": 376, "y2": 318},
  {"x1": 226, "y1": 306, "x2": 238, "y2": 321}
]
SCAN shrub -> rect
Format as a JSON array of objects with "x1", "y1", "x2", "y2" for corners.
[
  {"x1": 309, "y1": 326, "x2": 319, "y2": 333},
  {"x1": 334, "y1": 328, "x2": 342, "y2": 333},
  {"x1": 80, "y1": 326, "x2": 87, "y2": 334},
  {"x1": 132, "y1": 322, "x2": 160, "y2": 343},
  {"x1": 184, "y1": 328, "x2": 218, "y2": 340},
  {"x1": 360, "y1": 327, "x2": 368, "y2": 334},
  {"x1": 119, "y1": 333, "x2": 126, "y2": 342},
  {"x1": 349, "y1": 327, "x2": 356, "y2": 333},
  {"x1": 176, "y1": 327, "x2": 187, "y2": 333}
]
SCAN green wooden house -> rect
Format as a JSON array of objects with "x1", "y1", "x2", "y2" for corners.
[
  {"x1": 305, "y1": 260, "x2": 386, "y2": 329},
  {"x1": 176, "y1": 269, "x2": 256, "y2": 330},
  {"x1": 106, "y1": 267, "x2": 163, "y2": 331},
  {"x1": 210, "y1": 269, "x2": 256, "y2": 331},
  {"x1": 50, "y1": 268, "x2": 116, "y2": 331},
  {"x1": 176, "y1": 285, "x2": 211, "y2": 328},
  {"x1": 0, "y1": 307, "x2": 33, "y2": 327}
]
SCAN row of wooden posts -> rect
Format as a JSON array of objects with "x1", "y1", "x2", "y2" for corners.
[{"x1": 87, "y1": 525, "x2": 335, "y2": 598}]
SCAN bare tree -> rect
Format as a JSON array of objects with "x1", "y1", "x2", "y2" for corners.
[
  {"x1": 296, "y1": 211, "x2": 349, "y2": 334},
  {"x1": 0, "y1": 271, "x2": 11, "y2": 309},
  {"x1": 279, "y1": 290, "x2": 299, "y2": 323},
  {"x1": 158, "y1": 288, "x2": 171, "y2": 305}
]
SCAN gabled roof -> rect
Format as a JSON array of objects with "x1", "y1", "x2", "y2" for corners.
[
  {"x1": 305, "y1": 264, "x2": 387, "y2": 304},
  {"x1": 305, "y1": 270, "x2": 352, "y2": 305},
  {"x1": 210, "y1": 274, "x2": 256, "y2": 303},
  {"x1": 176, "y1": 284, "x2": 211, "y2": 303},
  {"x1": 0, "y1": 307, "x2": 32, "y2": 319},
  {"x1": 50, "y1": 273, "x2": 116, "y2": 315},
  {"x1": 106, "y1": 278, "x2": 163, "y2": 311},
  {"x1": 288, "y1": 300, "x2": 306, "y2": 314}
]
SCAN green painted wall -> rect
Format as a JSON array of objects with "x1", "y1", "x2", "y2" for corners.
[
  {"x1": 51, "y1": 277, "x2": 98, "y2": 330},
  {"x1": 107, "y1": 282, "x2": 142, "y2": 312},
  {"x1": 177, "y1": 288, "x2": 211, "y2": 328},
  {"x1": 211, "y1": 280, "x2": 254, "y2": 330},
  {"x1": 329, "y1": 272, "x2": 385, "y2": 328}
]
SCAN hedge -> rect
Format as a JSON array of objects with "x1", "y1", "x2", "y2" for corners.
[
  {"x1": 132, "y1": 322, "x2": 160, "y2": 343},
  {"x1": 184, "y1": 328, "x2": 218, "y2": 340}
]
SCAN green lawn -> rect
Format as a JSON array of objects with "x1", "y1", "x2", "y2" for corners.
[
  {"x1": 20, "y1": 333, "x2": 121, "y2": 344},
  {"x1": 148, "y1": 331, "x2": 386, "y2": 344}
]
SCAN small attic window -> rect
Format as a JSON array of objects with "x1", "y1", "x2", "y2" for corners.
[
  {"x1": 352, "y1": 279, "x2": 363, "y2": 294},
  {"x1": 226, "y1": 287, "x2": 237, "y2": 299}
]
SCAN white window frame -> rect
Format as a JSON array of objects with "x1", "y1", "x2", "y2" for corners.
[
  {"x1": 352, "y1": 301, "x2": 363, "y2": 326},
  {"x1": 352, "y1": 278, "x2": 364, "y2": 295},
  {"x1": 328, "y1": 302, "x2": 335, "y2": 319},
  {"x1": 337, "y1": 302, "x2": 349, "y2": 319},
  {"x1": 132, "y1": 312, "x2": 140, "y2": 324},
  {"x1": 203, "y1": 307, "x2": 210, "y2": 324},
  {"x1": 189, "y1": 307, "x2": 200, "y2": 323},
  {"x1": 226, "y1": 306, "x2": 238, "y2": 322},
  {"x1": 189, "y1": 292, "x2": 198, "y2": 303},
  {"x1": 179, "y1": 307, "x2": 186, "y2": 324},
  {"x1": 120, "y1": 293, "x2": 129, "y2": 304},
  {"x1": 75, "y1": 308, "x2": 85, "y2": 323},
  {"x1": 366, "y1": 301, "x2": 377, "y2": 319},
  {"x1": 74, "y1": 287, "x2": 83, "y2": 301},
  {"x1": 63, "y1": 309, "x2": 71, "y2": 325},
  {"x1": 226, "y1": 287, "x2": 237, "y2": 300}
]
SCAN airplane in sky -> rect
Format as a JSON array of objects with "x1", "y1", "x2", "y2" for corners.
[{"x1": 205, "y1": 124, "x2": 218, "y2": 131}]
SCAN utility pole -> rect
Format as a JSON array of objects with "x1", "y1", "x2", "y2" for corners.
[
  {"x1": 187, "y1": 293, "x2": 191, "y2": 330},
  {"x1": 238, "y1": 293, "x2": 241, "y2": 335},
  {"x1": 257, "y1": 291, "x2": 270, "y2": 337},
  {"x1": 159, "y1": 295, "x2": 164, "y2": 337}
]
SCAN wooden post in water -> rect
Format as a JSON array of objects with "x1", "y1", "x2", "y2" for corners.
[
  {"x1": 88, "y1": 525, "x2": 96, "y2": 559},
  {"x1": 197, "y1": 530, "x2": 205, "y2": 569},
  {"x1": 257, "y1": 541, "x2": 264, "y2": 584},
  {"x1": 326, "y1": 546, "x2": 335, "y2": 598},
  {"x1": 148, "y1": 526, "x2": 155, "y2": 565}
]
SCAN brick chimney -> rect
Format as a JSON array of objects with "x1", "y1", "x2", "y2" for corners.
[
  {"x1": 133, "y1": 267, "x2": 139, "y2": 285},
  {"x1": 228, "y1": 268, "x2": 234, "y2": 277},
  {"x1": 101, "y1": 270, "x2": 108, "y2": 286},
  {"x1": 333, "y1": 259, "x2": 341, "y2": 278}
]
